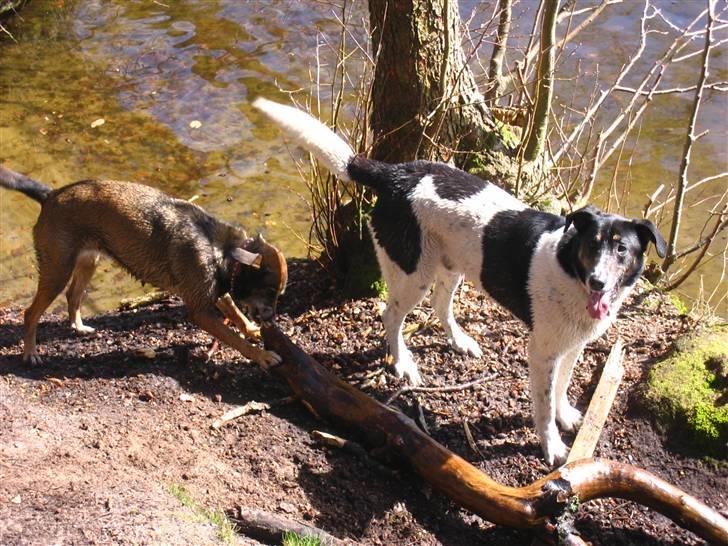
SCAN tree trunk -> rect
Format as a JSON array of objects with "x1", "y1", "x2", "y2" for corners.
[{"x1": 368, "y1": 0, "x2": 499, "y2": 164}]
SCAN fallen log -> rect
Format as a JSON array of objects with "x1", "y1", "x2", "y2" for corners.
[
  {"x1": 231, "y1": 506, "x2": 346, "y2": 546},
  {"x1": 261, "y1": 324, "x2": 728, "y2": 545}
]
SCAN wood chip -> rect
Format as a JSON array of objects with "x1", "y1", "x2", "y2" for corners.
[{"x1": 211, "y1": 401, "x2": 270, "y2": 428}]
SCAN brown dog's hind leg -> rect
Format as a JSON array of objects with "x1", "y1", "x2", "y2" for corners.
[
  {"x1": 66, "y1": 252, "x2": 99, "y2": 334},
  {"x1": 190, "y1": 310, "x2": 281, "y2": 369},
  {"x1": 24, "y1": 264, "x2": 75, "y2": 364}
]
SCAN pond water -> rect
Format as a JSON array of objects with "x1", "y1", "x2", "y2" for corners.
[{"x1": 0, "y1": 0, "x2": 725, "y2": 317}]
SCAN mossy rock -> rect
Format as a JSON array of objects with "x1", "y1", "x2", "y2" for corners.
[{"x1": 645, "y1": 327, "x2": 728, "y2": 457}]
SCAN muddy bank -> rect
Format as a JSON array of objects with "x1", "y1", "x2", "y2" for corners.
[{"x1": 1, "y1": 260, "x2": 725, "y2": 545}]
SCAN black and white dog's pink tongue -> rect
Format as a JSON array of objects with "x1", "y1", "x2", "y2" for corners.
[{"x1": 587, "y1": 291, "x2": 611, "y2": 320}]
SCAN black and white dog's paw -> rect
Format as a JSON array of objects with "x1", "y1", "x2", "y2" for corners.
[
  {"x1": 393, "y1": 352, "x2": 423, "y2": 386},
  {"x1": 544, "y1": 437, "x2": 570, "y2": 468},
  {"x1": 449, "y1": 331, "x2": 483, "y2": 358},
  {"x1": 557, "y1": 403, "x2": 584, "y2": 433}
]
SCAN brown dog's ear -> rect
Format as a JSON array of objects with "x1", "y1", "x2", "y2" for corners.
[
  {"x1": 231, "y1": 248, "x2": 262, "y2": 268},
  {"x1": 564, "y1": 205, "x2": 600, "y2": 233},
  {"x1": 633, "y1": 219, "x2": 667, "y2": 258}
]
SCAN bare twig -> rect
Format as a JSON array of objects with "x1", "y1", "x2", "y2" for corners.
[
  {"x1": 385, "y1": 372, "x2": 497, "y2": 405},
  {"x1": 211, "y1": 397, "x2": 294, "y2": 429},
  {"x1": 0, "y1": 22, "x2": 16, "y2": 42},
  {"x1": 666, "y1": 202, "x2": 728, "y2": 291},
  {"x1": 463, "y1": 419, "x2": 484, "y2": 458}
]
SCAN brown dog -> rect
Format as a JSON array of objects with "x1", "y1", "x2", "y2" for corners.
[{"x1": 0, "y1": 165, "x2": 286, "y2": 367}]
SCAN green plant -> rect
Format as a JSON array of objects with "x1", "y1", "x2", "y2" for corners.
[
  {"x1": 282, "y1": 531, "x2": 322, "y2": 546},
  {"x1": 167, "y1": 483, "x2": 238, "y2": 545}
]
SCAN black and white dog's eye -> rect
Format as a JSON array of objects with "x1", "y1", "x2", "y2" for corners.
[{"x1": 616, "y1": 243, "x2": 628, "y2": 255}]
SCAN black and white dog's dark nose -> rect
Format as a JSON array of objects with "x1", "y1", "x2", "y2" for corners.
[{"x1": 588, "y1": 276, "x2": 606, "y2": 291}]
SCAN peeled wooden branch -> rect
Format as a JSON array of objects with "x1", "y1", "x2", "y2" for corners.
[{"x1": 261, "y1": 324, "x2": 728, "y2": 544}]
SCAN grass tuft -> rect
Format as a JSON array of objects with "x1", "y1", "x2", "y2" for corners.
[
  {"x1": 167, "y1": 483, "x2": 238, "y2": 545},
  {"x1": 282, "y1": 531, "x2": 322, "y2": 546}
]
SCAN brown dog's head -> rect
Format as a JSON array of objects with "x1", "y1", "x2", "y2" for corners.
[{"x1": 229, "y1": 234, "x2": 287, "y2": 322}]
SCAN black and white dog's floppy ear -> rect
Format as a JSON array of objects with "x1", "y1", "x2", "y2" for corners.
[
  {"x1": 633, "y1": 219, "x2": 667, "y2": 258},
  {"x1": 564, "y1": 205, "x2": 600, "y2": 232},
  {"x1": 231, "y1": 248, "x2": 263, "y2": 268}
]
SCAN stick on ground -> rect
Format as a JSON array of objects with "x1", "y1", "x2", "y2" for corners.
[
  {"x1": 231, "y1": 506, "x2": 346, "y2": 546},
  {"x1": 567, "y1": 337, "x2": 625, "y2": 463},
  {"x1": 261, "y1": 323, "x2": 728, "y2": 544}
]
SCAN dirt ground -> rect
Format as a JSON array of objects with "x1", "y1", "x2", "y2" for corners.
[{"x1": 1, "y1": 259, "x2": 726, "y2": 545}]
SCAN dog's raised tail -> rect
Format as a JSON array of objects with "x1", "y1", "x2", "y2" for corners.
[
  {"x1": 0, "y1": 165, "x2": 52, "y2": 203},
  {"x1": 253, "y1": 98, "x2": 355, "y2": 182}
]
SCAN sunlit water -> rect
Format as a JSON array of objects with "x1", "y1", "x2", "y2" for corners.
[{"x1": 1, "y1": 0, "x2": 725, "y2": 318}]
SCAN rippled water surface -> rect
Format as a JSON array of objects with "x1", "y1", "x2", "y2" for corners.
[{"x1": 1, "y1": 0, "x2": 725, "y2": 315}]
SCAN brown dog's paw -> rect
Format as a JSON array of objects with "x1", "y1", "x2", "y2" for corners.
[
  {"x1": 255, "y1": 349, "x2": 282, "y2": 369},
  {"x1": 245, "y1": 326, "x2": 262, "y2": 339},
  {"x1": 23, "y1": 351, "x2": 43, "y2": 365}
]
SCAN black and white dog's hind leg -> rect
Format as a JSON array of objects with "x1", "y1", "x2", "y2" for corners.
[
  {"x1": 373, "y1": 239, "x2": 434, "y2": 385},
  {"x1": 431, "y1": 268, "x2": 483, "y2": 359}
]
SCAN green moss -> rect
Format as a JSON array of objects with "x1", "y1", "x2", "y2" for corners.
[
  {"x1": 495, "y1": 120, "x2": 521, "y2": 150},
  {"x1": 645, "y1": 329, "x2": 728, "y2": 456},
  {"x1": 668, "y1": 293, "x2": 690, "y2": 316}
]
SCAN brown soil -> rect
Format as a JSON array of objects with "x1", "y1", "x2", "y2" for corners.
[{"x1": 1, "y1": 259, "x2": 726, "y2": 545}]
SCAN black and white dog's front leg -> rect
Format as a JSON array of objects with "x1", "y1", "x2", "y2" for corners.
[
  {"x1": 528, "y1": 338, "x2": 571, "y2": 466},
  {"x1": 555, "y1": 344, "x2": 586, "y2": 433}
]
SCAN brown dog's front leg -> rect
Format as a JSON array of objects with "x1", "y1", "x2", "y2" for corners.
[
  {"x1": 215, "y1": 294, "x2": 261, "y2": 338},
  {"x1": 191, "y1": 310, "x2": 281, "y2": 368}
]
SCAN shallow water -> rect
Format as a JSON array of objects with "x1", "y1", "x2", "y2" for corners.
[{"x1": 0, "y1": 0, "x2": 725, "y2": 317}]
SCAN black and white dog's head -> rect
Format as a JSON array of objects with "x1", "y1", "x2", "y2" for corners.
[{"x1": 560, "y1": 206, "x2": 667, "y2": 320}]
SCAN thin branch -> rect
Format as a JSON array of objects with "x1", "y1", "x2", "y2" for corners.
[
  {"x1": 646, "y1": 172, "x2": 728, "y2": 217},
  {"x1": 614, "y1": 81, "x2": 728, "y2": 95},
  {"x1": 552, "y1": 1, "x2": 656, "y2": 164},
  {"x1": 666, "y1": 202, "x2": 728, "y2": 290},
  {"x1": 385, "y1": 373, "x2": 497, "y2": 405},
  {"x1": 0, "y1": 22, "x2": 16, "y2": 42},
  {"x1": 503, "y1": 0, "x2": 621, "y2": 89},
  {"x1": 663, "y1": 0, "x2": 716, "y2": 272}
]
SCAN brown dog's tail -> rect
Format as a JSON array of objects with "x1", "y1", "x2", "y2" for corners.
[{"x1": 0, "y1": 165, "x2": 53, "y2": 203}]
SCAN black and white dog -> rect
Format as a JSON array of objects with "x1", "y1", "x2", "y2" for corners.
[{"x1": 254, "y1": 98, "x2": 667, "y2": 466}]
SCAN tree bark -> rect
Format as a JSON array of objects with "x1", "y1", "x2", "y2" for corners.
[
  {"x1": 523, "y1": 0, "x2": 559, "y2": 161},
  {"x1": 261, "y1": 324, "x2": 728, "y2": 545},
  {"x1": 368, "y1": 0, "x2": 498, "y2": 164}
]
